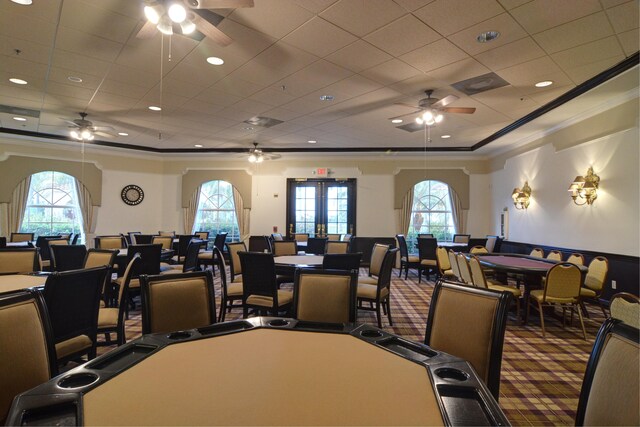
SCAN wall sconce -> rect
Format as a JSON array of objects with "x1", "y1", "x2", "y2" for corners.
[
  {"x1": 511, "y1": 181, "x2": 531, "y2": 210},
  {"x1": 568, "y1": 167, "x2": 599, "y2": 205}
]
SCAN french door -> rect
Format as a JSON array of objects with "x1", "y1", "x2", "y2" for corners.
[{"x1": 286, "y1": 179, "x2": 356, "y2": 238}]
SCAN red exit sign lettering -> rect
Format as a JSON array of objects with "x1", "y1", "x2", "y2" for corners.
[{"x1": 315, "y1": 168, "x2": 328, "y2": 177}]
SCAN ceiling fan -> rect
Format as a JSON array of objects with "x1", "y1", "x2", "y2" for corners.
[
  {"x1": 389, "y1": 90, "x2": 476, "y2": 126},
  {"x1": 64, "y1": 113, "x2": 116, "y2": 141},
  {"x1": 137, "y1": 0, "x2": 254, "y2": 46},
  {"x1": 247, "y1": 142, "x2": 281, "y2": 163}
]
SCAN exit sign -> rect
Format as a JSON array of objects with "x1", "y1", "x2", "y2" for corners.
[{"x1": 315, "y1": 167, "x2": 328, "y2": 177}]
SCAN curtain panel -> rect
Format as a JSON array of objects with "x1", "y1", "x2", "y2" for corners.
[
  {"x1": 183, "y1": 186, "x2": 201, "y2": 234},
  {"x1": 8, "y1": 176, "x2": 31, "y2": 234},
  {"x1": 75, "y1": 179, "x2": 96, "y2": 239},
  {"x1": 449, "y1": 188, "x2": 464, "y2": 234},
  {"x1": 232, "y1": 187, "x2": 250, "y2": 243},
  {"x1": 399, "y1": 188, "x2": 414, "y2": 235}
]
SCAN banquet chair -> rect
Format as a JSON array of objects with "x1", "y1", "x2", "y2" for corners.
[
  {"x1": 271, "y1": 233, "x2": 284, "y2": 241},
  {"x1": 272, "y1": 240, "x2": 297, "y2": 256},
  {"x1": 239, "y1": 251, "x2": 293, "y2": 318},
  {"x1": 10, "y1": 232, "x2": 33, "y2": 243},
  {"x1": 360, "y1": 243, "x2": 389, "y2": 285},
  {"x1": 468, "y1": 255, "x2": 521, "y2": 322},
  {"x1": 161, "y1": 239, "x2": 205, "y2": 274},
  {"x1": 94, "y1": 235, "x2": 126, "y2": 250},
  {"x1": 140, "y1": 270, "x2": 216, "y2": 334},
  {"x1": 342, "y1": 234, "x2": 352, "y2": 242},
  {"x1": 322, "y1": 253, "x2": 362, "y2": 271},
  {"x1": 609, "y1": 292, "x2": 640, "y2": 329},
  {"x1": 198, "y1": 232, "x2": 227, "y2": 273},
  {"x1": 158, "y1": 231, "x2": 175, "y2": 237},
  {"x1": 35, "y1": 235, "x2": 62, "y2": 270},
  {"x1": 40, "y1": 238, "x2": 68, "y2": 270},
  {"x1": 417, "y1": 237, "x2": 438, "y2": 283},
  {"x1": 71, "y1": 234, "x2": 80, "y2": 245},
  {"x1": 356, "y1": 248, "x2": 398, "y2": 328},
  {"x1": 425, "y1": 280, "x2": 511, "y2": 400},
  {"x1": 546, "y1": 250, "x2": 563, "y2": 262},
  {"x1": 470, "y1": 245, "x2": 489, "y2": 254},
  {"x1": 467, "y1": 237, "x2": 488, "y2": 250},
  {"x1": 306, "y1": 237, "x2": 328, "y2": 255},
  {"x1": 97, "y1": 254, "x2": 141, "y2": 346},
  {"x1": 452, "y1": 234, "x2": 470, "y2": 243},
  {"x1": 152, "y1": 235, "x2": 173, "y2": 250},
  {"x1": 326, "y1": 241, "x2": 349, "y2": 254},
  {"x1": 127, "y1": 232, "x2": 141, "y2": 245},
  {"x1": 0, "y1": 248, "x2": 39, "y2": 274},
  {"x1": 215, "y1": 247, "x2": 243, "y2": 322},
  {"x1": 172, "y1": 235, "x2": 197, "y2": 264},
  {"x1": 132, "y1": 234, "x2": 154, "y2": 245},
  {"x1": 579, "y1": 256, "x2": 609, "y2": 318},
  {"x1": 485, "y1": 235, "x2": 499, "y2": 253},
  {"x1": 0, "y1": 290, "x2": 57, "y2": 424},
  {"x1": 396, "y1": 234, "x2": 420, "y2": 279},
  {"x1": 293, "y1": 269, "x2": 357, "y2": 324},
  {"x1": 435, "y1": 246, "x2": 453, "y2": 279},
  {"x1": 326, "y1": 233, "x2": 341, "y2": 241},
  {"x1": 50, "y1": 244, "x2": 87, "y2": 271},
  {"x1": 248, "y1": 235, "x2": 270, "y2": 252},
  {"x1": 83, "y1": 249, "x2": 117, "y2": 307},
  {"x1": 529, "y1": 247, "x2": 544, "y2": 258},
  {"x1": 529, "y1": 263, "x2": 586, "y2": 339},
  {"x1": 43, "y1": 266, "x2": 108, "y2": 364},
  {"x1": 418, "y1": 233, "x2": 434, "y2": 238},
  {"x1": 293, "y1": 233, "x2": 309, "y2": 243},
  {"x1": 447, "y1": 250, "x2": 462, "y2": 281},
  {"x1": 117, "y1": 244, "x2": 163, "y2": 312},
  {"x1": 455, "y1": 253, "x2": 473, "y2": 284},
  {"x1": 226, "y1": 242, "x2": 246, "y2": 284},
  {"x1": 194, "y1": 231, "x2": 209, "y2": 242},
  {"x1": 575, "y1": 318, "x2": 639, "y2": 426},
  {"x1": 566, "y1": 252, "x2": 585, "y2": 266}
]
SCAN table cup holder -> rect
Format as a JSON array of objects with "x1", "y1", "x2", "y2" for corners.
[
  {"x1": 360, "y1": 329, "x2": 384, "y2": 338},
  {"x1": 57, "y1": 373, "x2": 99, "y2": 389},
  {"x1": 434, "y1": 367, "x2": 469, "y2": 382},
  {"x1": 268, "y1": 319, "x2": 289, "y2": 327},
  {"x1": 167, "y1": 331, "x2": 192, "y2": 340}
]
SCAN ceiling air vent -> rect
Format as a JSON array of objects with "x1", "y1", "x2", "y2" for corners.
[
  {"x1": 0, "y1": 104, "x2": 40, "y2": 118},
  {"x1": 243, "y1": 116, "x2": 284, "y2": 128},
  {"x1": 396, "y1": 122, "x2": 425, "y2": 133},
  {"x1": 451, "y1": 72, "x2": 509, "y2": 96}
]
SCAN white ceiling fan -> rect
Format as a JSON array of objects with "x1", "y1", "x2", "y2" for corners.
[
  {"x1": 389, "y1": 90, "x2": 476, "y2": 126},
  {"x1": 247, "y1": 142, "x2": 281, "y2": 163},
  {"x1": 63, "y1": 112, "x2": 116, "y2": 141},
  {"x1": 137, "y1": 0, "x2": 254, "y2": 46}
]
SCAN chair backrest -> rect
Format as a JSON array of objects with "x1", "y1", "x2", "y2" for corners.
[
  {"x1": 306, "y1": 237, "x2": 328, "y2": 255},
  {"x1": 0, "y1": 248, "x2": 39, "y2": 274},
  {"x1": 176, "y1": 235, "x2": 197, "y2": 258},
  {"x1": 194, "y1": 231, "x2": 209, "y2": 241},
  {"x1": 0, "y1": 237, "x2": 5, "y2": 248},
  {"x1": 322, "y1": 253, "x2": 362, "y2": 271},
  {"x1": 529, "y1": 247, "x2": 544, "y2": 258},
  {"x1": 485, "y1": 235, "x2": 498, "y2": 253},
  {"x1": 326, "y1": 241, "x2": 349, "y2": 254},
  {"x1": 369, "y1": 243, "x2": 389, "y2": 277},
  {"x1": 133, "y1": 234, "x2": 155, "y2": 245},
  {"x1": 50, "y1": 244, "x2": 87, "y2": 272},
  {"x1": 128, "y1": 244, "x2": 162, "y2": 277},
  {"x1": 447, "y1": 250, "x2": 462, "y2": 281},
  {"x1": 470, "y1": 245, "x2": 488, "y2": 254},
  {"x1": 83, "y1": 249, "x2": 117, "y2": 269},
  {"x1": 341, "y1": 234, "x2": 352, "y2": 242},
  {"x1": 43, "y1": 266, "x2": 108, "y2": 347},
  {"x1": 114, "y1": 254, "x2": 141, "y2": 310},
  {"x1": 293, "y1": 233, "x2": 309, "y2": 243},
  {"x1": 566, "y1": 252, "x2": 585, "y2": 266},
  {"x1": 417, "y1": 237, "x2": 437, "y2": 263},
  {"x1": 293, "y1": 269, "x2": 357, "y2": 324},
  {"x1": 271, "y1": 233, "x2": 284, "y2": 241},
  {"x1": 575, "y1": 318, "x2": 639, "y2": 426},
  {"x1": 467, "y1": 237, "x2": 487, "y2": 250},
  {"x1": 375, "y1": 248, "x2": 398, "y2": 293},
  {"x1": 425, "y1": 280, "x2": 512, "y2": 399},
  {"x1": 10, "y1": 232, "x2": 33, "y2": 243},
  {"x1": 273, "y1": 241, "x2": 297, "y2": 256},
  {"x1": 609, "y1": 293, "x2": 640, "y2": 329},
  {"x1": 238, "y1": 251, "x2": 278, "y2": 302},
  {"x1": 452, "y1": 234, "x2": 470, "y2": 243},
  {"x1": 140, "y1": 270, "x2": 216, "y2": 335},
  {"x1": 326, "y1": 234, "x2": 341, "y2": 241},
  {"x1": 468, "y1": 256, "x2": 489, "y2": 288},
  {"x1": 435, "y1": 246, "x2": 450, "y2": 274},
  {"x1": 213, "y1": 233, "x2": 228, "y2": 252},
  {"x1": 543, "y1": 263, "x2": 582, "y2": 300},
  {"x1": 248, "y1": 235, "x2": 270, "y2": 252},
  {"x1": 151, "y1": 235, "x2": 173, "y2": 250},
  {"x1": 546, "y1": 250, "x2": 563, "y2": 262},
  {"x1": 226, "y1": 242, "x2": 246, "y2": 280},
  {"x1": 182, "y1": 239, "x2": 206, "y2": 273},
  {"x1": 584, "y1": 256, "x2": 609, "y2": 293},
  {"x1": 456, "y1": 253, "x2": 473, "y2": 284},
  {"x1": 0, "y1": 290, "x2": 57, "y2": 424},
  {"x1": 395, "y1": 234, "x2": 409, "y2": 259},
  {"x1": 418, "y1": 233, "x2": 434, "y2": 238},
  {"x1": 95, "y1": 235, "x2": 125, "y2": 250},
  {"x1": 71, "y1": 234, "x2": 80, "y2": 245},
  {"x1": 158, "y1": 231, "x2": 175, "y2": 237},
  {"x1": 213, "y1": 247, "x2": 228, "y2": 290},
  {"x1": 35, "y1": 236, "x2": 62, "y2": 262}
]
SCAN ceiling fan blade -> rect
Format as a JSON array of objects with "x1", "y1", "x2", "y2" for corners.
[
  {"x1": 94, "y1": 131, "x2": 115, "y2": 138},
  {"x1": 388, "y1": 110, "x2": 422, "y2": 120},
  {"x1": 432, "y1": 94, "x2": 459, "y2": 108},
  {"x1": 136, "y1": 20, "x2": 157, "y2": 39},
  {"x1": 63, "y1": 120, "x2": 80, "y2": 127},
  {"x1": 441, "y1": 107, "x2": 476, "y2": 114},
  {"x1": 187, "y1": 0, "x2": 254, "y2": 8},
  {"x1": 193, "y1": 14, "x2": 232, "y2": 46},
  {"x1": 394, "y1": 102, "x2": 422, "y2": 110},
  {"x1": 93, "y1": 125, "x2": 116, "y2": 132}
]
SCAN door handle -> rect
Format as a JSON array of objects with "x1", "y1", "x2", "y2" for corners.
[{"x1": 289, "y1": 224, "x2": 294, "y2": 237}]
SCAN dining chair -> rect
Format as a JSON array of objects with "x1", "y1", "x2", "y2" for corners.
[
  {"x1": 293, "y1": 233, "x2": 309, "y2": 243},
  {"x1": 470, "y1": 245, "x2": 489, "y2": 254},
  {"x1": 485, "y1": 235, "x2": 499, "y2": 253},
  {"x1": 579, "y1": 256, "x2": 609, "y2": 318},
  {"x1": 0, "y1": 248, "x2": 39, "y2": 274},
  {"x1": 239, "y1": 251, "x2": 293, "y2": 318},
  {"x1": 306, "y1": 237, "x2": 328, "y2": 255},
  {"x1": 360, "y1": 243, "x2": 389, "y2": 284},
  {"x1": 158, "y1": 231, "x2": 175, "y2": 237},
  {"x1": 447, "y1": 250, "x2": 462, "y2": 281},
  {"x1": 271, "y1": 233, "x2": 284, "y2": 241},
  {"x1": 455, "y1": 253, "x2": 473, "y2": 284},
  {"x1": 435, "y1": 246, "x2": 453, "y2": 280},
  {"x1": 528, "y1": 262, "x2": 586, "y2": 339},
  {"x1": 172, "y1": 235, "x2": 197, "y2": 264},
  {"x1": 132, "y1": 234, "x2": 155, "y2": 245},
  {"x1": 322, "y1": 253, "x2": 362, "y2": 271},
  {"x1": 199, "y1": 232, "x2": 228, "y2": 273},
  {"x1": 226, "y1": 242, "x2": 246, "y2": 284},
  {"x1": 215, "y1": 247, "x2": 243, "y2": 322},
  {"x1": 0, "y1": 237, "x2": 5, "y2": 248},
  {"x1": 0, "y1": 290, "x2": 57, "y2": 424},
  {"x1": 9, "y1": 232, "x2": 34, "y2": 243},
  {"x1": 341, "y1": 234, "x2": 352, "y2": 242},
  {"x1": 293, "y1": 269, "x2": 358, "y2": 324},
  {"x1": 417, "y1": 237, "x2": 438, "y2": 282},
  {"x1": 546, "y1": 250, "x2": 563, "y2": 262},
  {"x1": 529, "y1": 247, "x2": 544, "y2": 258},
  {"x1": 50, "y1": 244, "x2": 87, "y2": 272},
  {"x1": 452, "y1": 234, "x2": 470, "y2": 243},
  {"x1": 194, "y1": 231, "x2": 209, "y2": 242},
  {"x1": 566, "y1": 252, "x2": 585, "y2": 266},
  {"x1": 424, "y1": 280, "x2": 511, "y2": 400},
  {"x1": 356, "y1": 248, "x2": 398, "y2": 328},
  {"x1": 326, "y1": 233, "x2": 341, "y2": 241},
  {"x1": 609, "y1": 292, "x2": 640, "y2": 329},
  {"x1": 396, "y1": 234, "x2": 420, "y2": 279},
  {"x1": 468, "y1": 255, "x2": 521, "y2": 322},
  {"x1": 35, "y1": 235, "x2": 62, "y2": 270},
  {"x1": 326, "y1": 241, "x2": 349, "y2": 254},
  {"x1": 272, "y1": 240, "x2": 297, "y2": 256},
  {"x1": 162, "y1": 239, "x2": 205, "y2": 274},
  {"x1": 140, "y1": 270, "x2": 216, "y2": 334},
  {"x1": 418, "y1": 233, "x2": 434, "y2": 238},
  {"x1": 94, "y1": 235, "x2": 126, "y2": 250},
  {"x1": 467, "y1": 237, "x2": 488, "y2": 250},
  {"x1": 575, "y1": 318, "x2": 639, "y2": 426}
]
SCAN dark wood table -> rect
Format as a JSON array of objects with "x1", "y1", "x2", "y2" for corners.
[{"x1": 7, "y1": 318, "x2": 509, "y2": 426}]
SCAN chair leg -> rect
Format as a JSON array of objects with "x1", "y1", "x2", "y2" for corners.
[
  {"x1": 418, "y1": 266, "x2": 422, "y2": 283},
  {"x1": 375, "y1": 303, "x2": 382, "y2": 328},
  {"x1": 404, "y1": 265, "x2": 409, "y2": 280},
  {"x1": 598, "y1": 299, "x2": 608, "y2": 318},
  {"x1": 398, "y1": 263, "x2": 402, "y2": 278},
  {"x1": 576, "y1": 304, "x2": 587, "y2": 341},
  {"x1": 386, "y1": 299, "x2": 393, "y2": 326},
  {"x1": 537, "y1": 301, "x2": 546, "y2": 338},
  {"x1": 515, "y1": 298, "x2": 521, "y2": 324}
]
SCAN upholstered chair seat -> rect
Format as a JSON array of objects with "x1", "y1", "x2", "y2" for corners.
[
  {"x1": 227, "y1": 282, "x2": 243, "y2": 297},
  {"x1": 357, "y1": 283, "x2": 389, "y2": 300},
  {"x1": 197, "y1": 251, "x2": 213, "y2": 260},
  {"x1": 97, "y1": 308, "x2": 118, "y2": 329},
  {"x1": 579, "y1": 287, "x2": 597, "y2": 298},
  {"x1": 530, "y1": 289, "x2": 576, "y2": 304},
  {"x1": 246, "y1": 290, "x2": 293, "y2": 308},
  {"x1": 403, "y1": 255, "x2": 419, "y2": 263},
  {"x1": 54, "y1": 335, "x2": 92, "y2": 360},
  {"x1": 420, "y1": 259, "x2": 437, "y2": 267},
  {"x1": 357, "y1": 276, "x2": 377, "y2": 286}
]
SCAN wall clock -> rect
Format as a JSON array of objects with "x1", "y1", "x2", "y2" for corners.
[{"x1": 121, "y1": 185, "x2": 144, "y2": 206}]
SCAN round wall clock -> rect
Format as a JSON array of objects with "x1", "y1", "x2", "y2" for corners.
[{"x1": 121, "y1": 185, "x2": 144, "y2": 206}]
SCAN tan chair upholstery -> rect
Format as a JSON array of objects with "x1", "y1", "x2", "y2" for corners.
[
  {"x1": 456, "y1": 253, "x2": 473, "y2": 284},
  {"x1": 0, "y1": 290, "x2": 57, "y2": 424},
  {"x1": 396, "y1": 234, "x2": 420, "y2": 280},
  {"x1": 609, "y1": 293, "x2": 640, "y2": 329},
  {"x1": 158, "y1": 231, "x2": 175, "y2": 237},
  {"x1": 485, "y1": 235, "x2": 498, "y2": 253},
  {"x1": 452, "y1": 234, "x2": 470, "y2": 243},
  {"x1": 84, "y1": 249, "x2": 117, "y2": 269},
  {"x1": 576, "y1": 318, "x2": 639, "y2": 426},
  {"x1": 140, "y1": 270, "x2": 216, "y2": 334},
  {"x1": 357, "y1": 248, "x2": 398, "y2": 328},
  {"x1": 367, "y1": 243, "x2": 389, "y2": 278},
  {"x1": 580, "y1": 256, "x2": 609, "y2": 317},
  {"x1": 293, "y1": 233, "x2": 309, "y2": 243},
  {"x1": 529, "y1": 247, "x2": 544, "y2": 258},
  {"x1": 226, "y1": 242, "x2": 246, "y2": 283},
  {"x1": 546, "y1": 250, "x2": 563, "y2": 262},
  {"x1": 0, "y1": 249, "x2": 38, "y2": 274},
  {"x1": 470, "y1": 245, "x2": 488, "y2": 254},
  {"x1": 152, "y1": 236, "x2": 173, "y2": 250},
  {"x1": 273, "y1": 241, "x2": 297, "y2": 256},
  {"x1": 326, "y1": 241, "x2": 349, "y2": 254},
  {"x1": 96, "y1": 236, "x2": 124, "y2": 250},
  {"x1": 40, "y1": 239, "x2": 69, "y2": 269},
  {"x1": 326, "y1": 234, "x2": 341, "y2": 241},
  {"x1": 194, "y1": 231, "x2": 209, "y2": 241},
  {"x1": 239, "y1": 251, "x2": 292, "y2": 317},
  {"x1": 294, "y1": 270, "x2": 357, "y2": 324},
  {"x1": 447, "y1": 250, "x2": 461, "y2": 281},
  {"x1": 435, "y1": 246, "x2": 453, "y2": 278},
  {"x1": 425, "y1": 280, "x2": 512, "y2": 400},
  {"x1": 529, "y1": 263, "x2": 586, "y2": 339},
  {"x1": 10, "y1": 232, "x2": 34, "y2": 243},
  {"x1": 215, "y1": 247, "x2": 243, "y2": 322},
  {"x1": 469, "y1": 255, "x2": 521, "y2": 322},
  {"x1": 566, "y1": 252, "x2": 585, "y2": 266}
]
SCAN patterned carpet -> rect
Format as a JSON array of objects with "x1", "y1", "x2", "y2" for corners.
[{"x1": 97, "y1": 267, "x2": 606, "y2": 426}]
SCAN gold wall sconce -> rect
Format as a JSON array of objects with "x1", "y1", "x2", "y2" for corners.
[
  {"x1": 568, "y1": 167, "x2": 600, "y2": 206},
  {"x1": 511, "y1": 181, "x2": 531, "y2": 210}
]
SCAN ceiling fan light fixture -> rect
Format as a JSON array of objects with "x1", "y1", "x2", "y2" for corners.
[
  {"x1": 157, "y1": 15, "x2": 173, "y2": 35},
  {"x1": 248, "y1": 154, "x2": 257, "y2": 163},
  {"x1": 435, "y1": 114, "x2": 443, "y2": 123},
  {"x1": 70, "y1": 130, "x2": 81, "y2": 140},
  {"x1": 415, "y1": 117, "x2": 424, "y2": 125},
  {"x1": 144, "y1": 4, "x2": 162, "y2": 24},
  {"x1": 168, "y1": 3, "x2": 187, "y2": 22},
  {"x1": 256, "y1": 155, "x2": 264, "y2": 163},
  {"x1": 391, "y1": 119, "x2": 403, "y2": 124},
  {"x1": 13, "y1": 117, "x2": 26, "y2": 121},
  {"x1": 180, "y1": 19, "x2": 196, "y2": 34}
]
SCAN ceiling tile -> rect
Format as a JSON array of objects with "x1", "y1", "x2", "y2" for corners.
[
  {"x1": 252, "y1": 42, "x2": 319, "y2": 74},
  {"x1": 48, "y1": 66, "x2": 102, "y2": 91},
  {"x1": 60, "y1": 0, "x2": 139, "y2": 44},
  {"x1": 413, "y1": 0, "x2": 505, "y2": 36},
  {"x1": 317, "y1": 75, "x2": 383, "y2": 102},
  {"x1": 56, "y1": 26, "x2": 124, "y2": 62},
  {"x1": 364, "y1": 15, "x2": 441, "y2": 57},
  {"x1": 282, "y1": 17, "x2": 358, "y2": 57},
  {"x1": 89, "y1": 91, "x2": 139, "y2": 110},
  {"x1": 427, "y1": 58, "x2": 492, "y2": 85},
  {"x1": 0, "y1": 36, "x2": 53, "y2": 66},
  {"x1": 599, "y1": 0, "x2": 630, "y2": 9},
  {"x1": 325, "y1": 40, "x2": 392, "y2": 73},
  {"x1": 526, "y1": 84, "x2": 575, "y2": 105},
  {"x1": 564, "y1": 55, "x2": 626, "y2": 83},
  {"x1": 1, "y1": 57, "x2": 50, "y2": 82},
  {"x1": 359, "y1": 59, "x2": 422, "y2": 86},
  {"x1": 211, "y1": 76, "x2": 263, "y2": 98},
  {"x1": 496, "y1": 0, "x2": 531, "y2": 9},
  {"x1": 231, "y1": 61, "x2": 290, "y2": 86},
  {"x1": 290, "y1": 0, "x2": 339, "y2": 14},
  {"x1": 448, "y1": 13, "x2": 529, "y2": 56},
  {"x1": 388, "y1": 74, "x2": 444, "y2": 97},
  {"x1": 0, "y1": 0, "x2": 62, "y2": 23},
  {"x1": 550, "y1": 36, "x2": 624, "y2": 70},
  {"x1": 400, "y1": 39, "x2": 469, "y2": 73},
  {"x1": 605, "y1": 1, "x2": 639, "y2": 33},
  {"x1": 228, "y1": 0, "x2": 314, "y2": 39},
  {"x1": 248, "y1": 86, "x2": 297, "y2": 107},
  {"x1": 509, "y1": 0, "x2": 603, "y2": 34},
  {"x1": 214, "y1": 19, "x2": 277, "y2": 59},
  {"x1": 319, "y1": 0, "x2": 407, "y2": 37},
  {"x1": 195, "y1": 87, "x2": 243, "y2": 107},
  {"x1": 106, "y1": 64, "x2": 158, "y2": 89},
  {"x1": 533, "y1": 12, "x2": 614, "y2": 54},
  {"x1": 0, "y1": 9, "x2": 58, "y2": 46},
  {"x1": 617, "y1": 29, "x2": 639, "y2": 56},
  {"x1": 495, "y1": 56, "x2": 572, "y2": 91},
  {"x1": 394, "y1": 0, "x2": 437, "y2": 12},
  {"x1": 273, "y1": 60, "x2": 353, "y2": 98},
  {"x1": 167, "y1": 61, "x2": 228, "y2": 87},
  {"x1": 180, "y1": 99, "x2": 225, "y2": 116},
  {"x1": 475, "y1": 37, "x2": 546, "y2": 70}
]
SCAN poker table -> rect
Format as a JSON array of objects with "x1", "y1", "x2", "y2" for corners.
[
  {"x1": 0, "y1": 273, "x2": 48, "y2": 294},
  {"x1": 7, "y1": 318, "x2": 509, "y2": 426},
  {"x1": 274, "y1": 255, "x2": 323, "y2": 276}
]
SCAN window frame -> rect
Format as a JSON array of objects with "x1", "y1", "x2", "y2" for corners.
[
  {"x1": 192, "y1": 180, "x2": 240, "y2": 242},
  {"x1": 407, "y1": 180, "x2": 456, "y2": 250}
]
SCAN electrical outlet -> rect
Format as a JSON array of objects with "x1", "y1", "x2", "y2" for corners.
[{"x1": 611, "y1": 280, "x2": 617, "y2": 289}]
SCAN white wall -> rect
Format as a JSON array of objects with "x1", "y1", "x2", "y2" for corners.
[{"x1": 490, "y1": 127, "x2": 639, "y2": 256}]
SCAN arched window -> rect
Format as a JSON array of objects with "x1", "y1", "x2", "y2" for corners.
[
  {"x1": 20, "y1": 171, "x2": 84, "y2": 238},
  {"x1": 408, "y1": 180, "x2": 456, "y2": 247},
  {"x1": 193, "y1": 180, "x2": 240, "y2": 241}
]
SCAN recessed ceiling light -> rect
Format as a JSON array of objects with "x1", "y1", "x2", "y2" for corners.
[
  {"x1": 206, "y1": 56, "x2": 224, "y2": 65},
  {"x1": 477, "y1": 31, "x2": 500, "y2": 43},
  {"x1": 67, "y1": 76, "x2": 83, "y2": 83},
  {"x1": 13, "y1": 117, "x2": 26, "y2": 121},
  {"x1": 243, "y1": 127, "x2": 254, "y2": 130},
  {"x1": 535, "y1": 80, "x2": 554, "y2": 88},
  {"x1": 11, "y1": 0, "x2": 32, "y2": 4},
  {"x1": 319, "y1": 95, "x2": 334, "y2": 101},
  {"x1": 308, "y1": 140, "x2": 317, "y2": 144},
  {"x1": 118, "y1": 132, "x2": 129, "y2": 136},
  {"x1": 391, "y1": 119, "x2": 403, "y2": 124},
  {"x1": 148, "y1": 106, "x2": 162, "y2": 111},
  {"x1": 9, "y1": 78, "x2": 27, "y2": 85},
  {"x1": 441, "y1": 135, "x2": 451, "y2": 139},
  {"x1": 194, "y1": 144, "x2": 203, "y2": 148}
]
